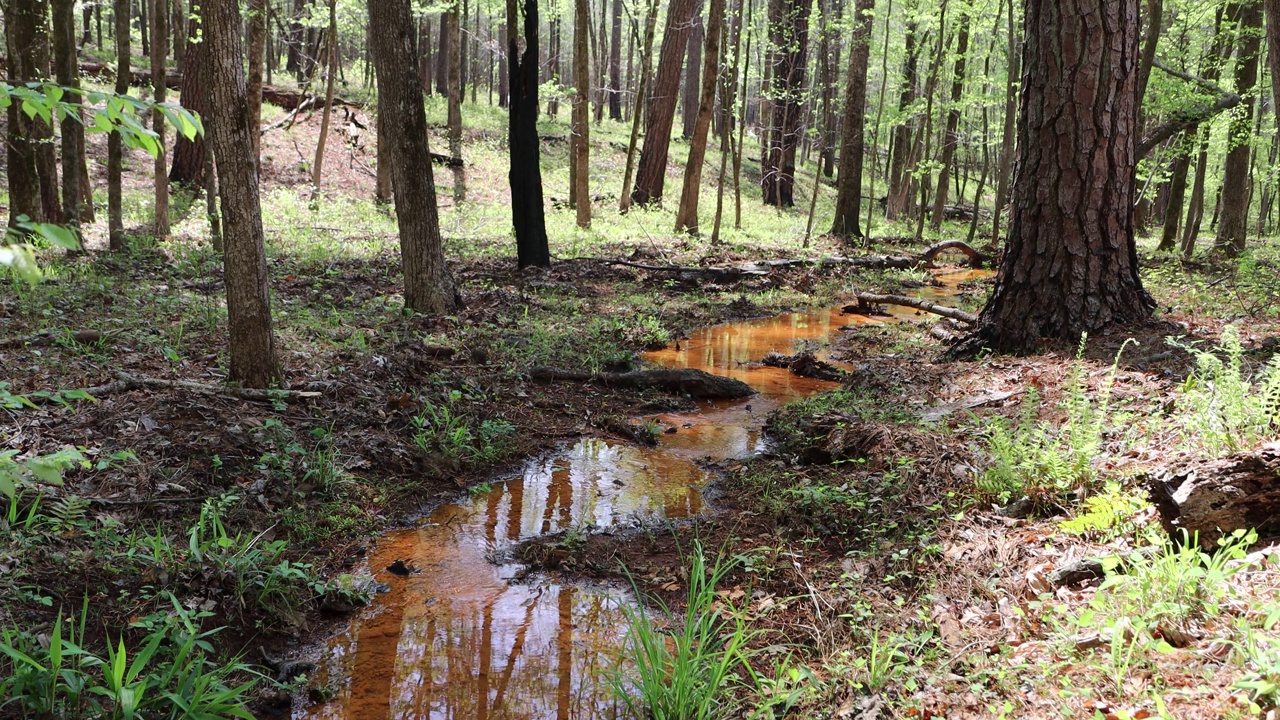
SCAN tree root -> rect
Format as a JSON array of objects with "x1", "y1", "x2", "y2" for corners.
[{"x1": 74, "y1": 372, "x2": 322, "y2": 403}]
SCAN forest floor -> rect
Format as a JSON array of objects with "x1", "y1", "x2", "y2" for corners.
[{"x1": 3, "y1": 88, "x2": 1280, "y2": 719}]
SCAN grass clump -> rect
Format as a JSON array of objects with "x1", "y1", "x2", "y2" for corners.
[
  {"x1": 411, "y1": 389, "x2": 517, "y2": 466},
  {"x1": 1170, "y1": 324, "x2": 1280, "y2": 456}
]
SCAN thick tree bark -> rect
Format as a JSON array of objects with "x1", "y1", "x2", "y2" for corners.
[
  {"x1": 204, "y1": 0, "x2": 281, "y2": 387},
  {"x1": 829, "y1": 0, "x2": 874, "y2": 237},
  {"x1": 571, "y1": 0, "x2": 591, "y2": 227},
  {"x1": 761, "y1": 0, "x2": 814, "y2": 207},
  {"x1": 375, "y1": 106, "x2": 393, "y2": 204},
  {"x1": 109, "y1": 0, "x2": 130, "y2": 249},
  {"x1": 1215, "y1": 0, "x2": 1263, "y2": 256},
  {"x1": 885, "y1": 20, "x2": 920, "y2": 220},
  {"x1": 151, "y1": 0, "x2": 170, "y2": 237},
  {"x1": 930, "y1": 11, "x2": 970, "y2": 232},
  {"x1": 673, "y1": 0, "x2": 726, "y2": 234},
  {"x1": 618, "y1": 0, "x2": 659, "y2": 211},
  {"x1": 368, "y1": 0, "x2": 462, "y2": 312},
  {"x1": 967, "y1": 0, "x2": 1154, "y2": 354},
  {"x1": 509, "y1": 0, "x2": 552, "y2": 267},
  {"x1": 608, "y1": 0, "x2": 623, "y2": 119},
  {"x1": 311, "y1": 0, "x2": 338, "y2": 191},
  {"x1": 630, "y1": 0, "x2": 701, "y2": 206},
  {"x1": 5, "y1": 0, "x2": 42, "y2": 227},
  {"x1": 170, "y1": 0, "x2": 206, "y2": 187},
  {"x1": 681, "y1": 15, "x2": 704, "y2": 139},
  {"x1": 52, "y1": 0, "x2": 86, "y2": 235},
  {"x1": 247, "y1": 0, "x2": 266, "y2": 167}
]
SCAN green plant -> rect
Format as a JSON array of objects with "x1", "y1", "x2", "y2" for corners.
[
  {"x1": 412, "y1": 390, "x2": 516, "y2": 466},
  {"x1": 1058, "y1": 483, "x2": 1150, "y2": 542},
  {"x1": 614, "y1": 542, "x2": 762, "y2": 720},
  {"x1": 1169, "y1": 325, "x2": 1280, "y2": 455},
  {"x1": 1233, "y1": 620, "x2": 1280, "y2": 711}
]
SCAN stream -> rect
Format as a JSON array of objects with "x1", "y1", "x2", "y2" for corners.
[{"x1": 298, "y1": 270, "x2": 984, "y2": 720}]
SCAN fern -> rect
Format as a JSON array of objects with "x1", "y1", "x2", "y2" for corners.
[{"x1": 48, "y1": 494, "x2": 89, "y2": 534}]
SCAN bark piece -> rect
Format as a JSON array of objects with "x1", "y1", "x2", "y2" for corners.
[
  {"x1": 529, "y1": 367, "x2": 754, "y2": 399},
  {"x1": 1148, "y1": 443, "x2": 1280, "y2": 549}
]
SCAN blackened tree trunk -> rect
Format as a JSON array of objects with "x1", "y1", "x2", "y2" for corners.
[
  {"x1": 571, "y1": 0, "x2": 591, "y2": 226},
  {"x1": 170, "y1": 0, "x2": 206, "y2": 186},
  {"x1": 5, "y1": 0, "x2": 42, "y2": 226},
  {"x1": 369, "y1": 0, "x2": 462, "y2": 311},
  {"x1": 204, "y1": 0, "x2": 282, "y2": 387},
  {"x1": 681, "y1": 15, "x2": 703, "y2": 138},
  {"x1": 829, "y1": 0, "x2": 874, "y2": 237},
  {"x1": 437, "y1": 9, "x2": 453, "y2": 96},
  {"x1": 968, "y1": 0, "x2": 1154, "y2": 353},
  {"x1": 109, "y1": 0, "x2": 130, "y2": 249},
  {"x1": 608, "y1": 0, "x2": 623, "y2": 119},
  {"x1": 761, "y1": 0, "x2": 813, "y2": 206},
  {"x1": 1215, "y1": 0, "x2": 1262, "y2": 256},
  {"x1": 630, "y1": 0, "x2": 701, "y2": 206},
  {"x1": 53, "y1": 0, "x2": 86, "y2": 235},
  {"x1": 152, "y1": 0, "x2": 170, "y2": 236},
  {"x1": 673, "y1": 0, "x2": 726, "y2": 233},
  {"x1": 509, "y1": 0, "x2": 552, "y2": 267},
  {"x1": 930, "y1": 10, "x2": 970, "y2": 231}
]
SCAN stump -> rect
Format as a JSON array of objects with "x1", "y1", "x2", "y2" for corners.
[{"x1": 1147, "y1": 443, "x2": 1280, "y2": 549}]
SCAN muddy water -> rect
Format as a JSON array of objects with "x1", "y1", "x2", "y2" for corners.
[{"x1": 299, "y1": 270, "x2": 984, "y2": 720}]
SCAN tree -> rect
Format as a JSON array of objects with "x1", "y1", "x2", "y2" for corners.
[
  {"x1": 829, "y1": 0, "x2": 874, "y2": 237},
  {"x1": 607, "y1": 0, "x2": 623, "y2": 120},
  {"x1": 204, "y1": 0, "x2": 281, "y2": 387},
  {"x1": 448, "y1": 2, "x2": 467, "y2": 202},
  {"x1": 108, "y1": 0, "x2": 130, "y2": 249},
  {"x1": 4, "y1": 0, "x2": 42, "y2": 227},
  {"x1": 965, "y1": 0, "x2": 1154, "y2": 353},
  {"x1": 673, "y1": 0, "x2": 726, "y2": 234},
  {"x1": 761, "y1": 0, "x2": 814, "y2": 207},
  {"x1": 1214, "y1": 0, "x2": 1262, "y2": 256},
  {"x1": 52, "y1": 0, "x2": 88, "y2": 232},
  {"x1": 368, "y1": 0, "x2": 462, "y2": 312},
  {"x1": 571, "y1": 0, "x2": 591, "y2": 227},
  {"x1": 170, "y1": 0, "x2": 206, "y2": 187},
  {"x1": 508, "y1": 0, "x2": 552, "y2": 267},
  {"x1": 247, "y1": 0, "x2": 267, "y2": 166},
  {"x1": 630, "y1": 0, "x2": 702, "y2": 206},
  {"x1": 311, "y1": 0, "x2": 339, "y2": 193},
  {"x1": 929, "y1": 9, "x2": 970, "y2": 231},
  {"x1": 151, "y1": 0, "x2": 171, "y2": 237}
]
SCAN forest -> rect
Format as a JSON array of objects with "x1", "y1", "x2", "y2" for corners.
[{"x1": 1, "y1": 0, "x2": 1280, "y2": 716}]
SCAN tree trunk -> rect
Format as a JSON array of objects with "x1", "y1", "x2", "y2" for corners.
[
  {"x1": 619, "y1": 0, "x2": 659, "y2": 211},
  {"x1": 448, "y1": 0, "x2": 466, "y2": 202},
  {"x1": 52, "y1": 0, "x2": 87, "y2": 236},
  {"x1": 204, "y1": 0, "x2": 281, "y2": 387},
  {"x1": 630, "y1": 0, "x2": 702, "y2": 206},
  {"x1": 4, "y1": 0, "x2": 39, "y2": 226},
  {"x1": 286, "y1": 0, "x2": 304, "y2": 77},
  {"x1": 170, "y1": 0, "x2": 206, "y2": 187},
  {"x1": 991, "y1": 0, "x2": 1020, "y2": 242},
  {"x1": 968, "y1": 0, "x2": 1154, "y2": 354},
  {"x1": 1215, "y1": 0, "x2": 1262, "y2": 256},
  {"x1": 681, "y1": 14, "x2": 703, "y2": 138},
  {"x1": 498, "y1": 22, "x2": 510, "y2": 107},
  {"x1": 509, "y1": 0, "x2": 552, "y2": 267},
  {"x1": 829, "y1": 0, "x2": 874, "y2": 237},
  {"x1": 863, "y1": 0, "x2": 895, "y2": 237},
  {"x1": 311, "y1": 0, "x2": 338, "y2": 191},
  {"x1": 368, "y1": 0, "x2": 462, "y2": 312},
  {"x1": 711, "y1": 0, "x2": 745, "y2": 243},
  {"x1": 375, "y1": 105, "x2": 393, "y2": 204},
  {"x1": 152, "y1": 0, "x2": 171, "y2": 237},
  {"x1": 109, "y1": 0, "x2": 130, "y2": 249},
  {"x1": 930, "y1": 10, "x2": 970, "y2": 232},
  {"x1": 571, "y1": 0, "x2": 591, "y2": 227},
  {"x1": 673, "y1": 0, "x2": 726, "y2": 234},
  {"x1": 608, "y1": 0, "x2": 623, "y2": 120},
  {"x1": 1149, "y1": 444, "x2": 1280, "y2": 550},
  {"x1": 1158, "y1": 136, "x2": 1191, "y2": 251},
  {"x1": 761, "y1": 0, "x2": 814, "y2": 207},
  {"x1": 1266, "y1": 0, "x2": 1280, "y2": 132},
  {"x1": 172, "y1": 0, "x2": 184, "y2": 72},
  {"x1": 247, "y1": 0, "x2": 266, "y2": 167},
  {"x1": 1182, "y1": 8, "x2": 1227, "y2": 257},
  {"x1": 437, "y1": 11, "x2": 452, "y2": 97},
  {"x1": 885, "y1": 20, "x2": 919, "y2": 220}
]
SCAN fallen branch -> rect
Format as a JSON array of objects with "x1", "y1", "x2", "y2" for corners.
[
  {"x1": 844, "y1": 293, "x2": 979, "y2": 325},
  {"x1": 261, "y1": 95, "x2": 317, "y2": 135},
  {"x1": 77, "y1": 372, "x2": 322, "y2": 403},
  {"x1": 529, "y1": 367, "x2": 754, "y2": 399}
]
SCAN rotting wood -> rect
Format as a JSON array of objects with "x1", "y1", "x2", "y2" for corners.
[
  {"x1": 1148, "y1": 443, "x2": 1280, "y2": 549},
  {"x1": 529, "y1": 366, "x2": 754, "y2": 399},
  {"x1": 844, "y1": 293, "x2": 979, "y2": 325},
  {"x1": 70, "y1": 371, "x2": 321, "y2": 403}
]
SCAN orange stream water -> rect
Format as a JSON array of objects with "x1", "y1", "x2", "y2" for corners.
[{"x1": 298, "y1": 270, "x2": 986, "y2": 720}]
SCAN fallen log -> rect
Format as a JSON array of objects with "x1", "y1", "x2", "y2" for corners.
[
  {"x1": 1147, "y1": 443, "x2": 1280, "y2": 549},
  {"x1": 843, "y1": 293, "x2": 979, "y2": 325},
  {"x1": 529, "y1": 367, "x2": 754, "y2": 399},
  {"x1": 760, "y1": 350, "x2": 844, "y2": 381},
  {"x1": 73, "y1": 372, "x2": 322, "y2": 404}
]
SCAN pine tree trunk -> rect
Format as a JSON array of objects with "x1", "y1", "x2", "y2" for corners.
[
  {"x1": 930, "y1": 10, "x2": 969, "y2": 231},
  {"x1": 630, "y1": 0, "x2": 702, "y2": 205},
  {"x1": 369, "y1": 0, "x2": 462, "y2": 311},
  {"x1": 5, "y1": 0, "x2": 41, "y2": 226},
  {"x1": 673, "y1": 0, "x2": 725, "y2": 234},
  {"x1": 152, "y1": 0, "x2": 170, "y2": 237},
  {"x1": 761, "y1": 0, "x2": 813, "y2": 207},
  {"x1": 571, "y1": 0, "x2": 591, "y2": 226},
  {"x1": 170, "y1": 0, "x2": 205, "y2": 187},
  {"x1": 608, "y1": 0, "x2": 623, "y2": 120},
  {"x1": 619, "y1": 0, "x2": 659, "y2": 211},
  {"x1": 311, "y1": 0, "x2": 338, "y2": 191},
  {"x1": 885, "y1": 20, "x2": 919, "y2": 220},
  {"x1": 172, "y1": 0, "x2": 184, "y2": 72},
  {"x1": 498, "y1": 22, "x2": 510, "y2": 107},
  {"x1": 247, "y1": 0, "x2": 266, "y2": 167},
  {"x1": 204, "y1": 0, "x2": 281, "y2": 387},
  {"x1": 681, "y1": 15, "x2": 703, "y2": 139},
  {"x1": 52, "y1": 0, "x2": 86, "y2": 236},
  {"x1": 829, "y1": 0, "x2": 873, "y2": 237},
  {"x1": 109, "y1": 0, "x2": 130, "y2": 249},
  {"x1": 1215, "y1": 0, "x2": 1262, "y2": 256},
  {"x1": 971, "y1": 0, "x2": 1154, "y2": 353},
  {"x1": 509, "y1": 0, "x2": 552, "y2": 267}
]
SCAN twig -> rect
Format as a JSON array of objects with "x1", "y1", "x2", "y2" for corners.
[{"x1": 845, "y1": 293, "x2": 980, "y2": 325}]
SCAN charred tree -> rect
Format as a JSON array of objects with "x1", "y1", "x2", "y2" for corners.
[{"x1": 509, "y1": 0, "x2": 552, "y2": 267}]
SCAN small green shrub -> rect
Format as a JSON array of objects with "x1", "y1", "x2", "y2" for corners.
[
  {"x1": 1170, "y1": 325, "x2": 1280, "y2": 456},
  {"x1": 1058, "y1": 483, "x2": 1150, "y2": 542},
  {"x1": 412, "y1": 390, "x2": 516, "y2": 466}
]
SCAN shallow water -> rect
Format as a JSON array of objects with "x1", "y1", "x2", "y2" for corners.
[{"x1": 299, "y1": 270, "x2": 984, "y2": 720}]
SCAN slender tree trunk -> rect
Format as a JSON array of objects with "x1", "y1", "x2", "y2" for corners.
[
  {"x1": 437, "y1": 10, "x2": 452, "y2": 97},
  {"x1": 971, "y1": 0, "x2": 1153, "y2": 353},
  {"x1": 829, "y1": 0, "x2": 874, "y2": 237},
  {"x1": 247, "y1": 0, "x2": 266, "y2": 167},
  {"x1": 448, "y1": 6, "x2": 467, "y2": 203},
  {"x1": 311, "y1": 0, "x2": 338, "y2": 192},
  {"x1": 52, "y1": 0, "x2": 86, "y2": 238},
  {"x1": 864, "y1": 0, "x2": 894, "y2": 238},
  {"x1": 172, "y1": 0, "x2": 185, "y2": 72},
  {"x1": 139, "y1": 0, "x2": 150, "y2": 56},
  {"x1": 913, "y1": 4, "x2": 949, "y2": 241},
  {"x1": 761, "y1": 0, "x2": 814, "y2": 206},
  {"x1": 608, "y1": 0, "x2": 623, "y2": 119},
  {"x1": 712, "y1": 0, "x2": 745, "y2": 243},
  {"x1": 631, "y1": 0, "x2": 702, "y2": 205},
  {"x1": 571, "y1": 0, "x2": 591, "y2": 226},
  {"x1": 674, "y1": 0, "x2": 726, "y2": 233},
  {"x1": 885, "y1": 20, "x2": 919, "y2": 220},
  {"x1": 546, "y1": 13, "x2": 559, "y2": 116},
  {"x1": 369, "y1": 0, "x2": 462, "y2": 311},
  {"x1": 109, "y1": 0, "x2": 130, "y2": 249},
  {"x1": 498, "y1": 22, "x2": 510, "y2": 106},
  {"x1": 205, "y1": 0, "x2": 281, "y2": 387},
  {"x1": 681, "y1": 14, "x2": 704, "y2": 138},
  {"x1": 152, "y1": 0, "x2": 171, "y2": 236},
  {"x1": 930, "y1": 10, "x2": 970, "y2": 231},
  {"x1": 1182, "y1": 8, "x2": 1226, "y2": 256},
  {"x1": 619, "y1": 0, "x2": 659, "y2": 211},
  {"x1": 1158, "y1": 136, "x2": 1191, "y2": 251},
  {"x1": 991, "y1": 0, "x2": 1020, "y2": 242},
  {"x1": 733, "y1": 0, "x2": 753, "y2": 227},
  {"x1": 170, "y1": 0, "x2": 206, "y2": 186},
  {"x1": 509, "y1": 0, "x2": 552, "y2": 267},
  {"x1": 1215, "y1": 0, "x2": 1262, "y2": 256},
  {"x1": 1266, "y1": 0, "x2": 1280, "y2": 129},
  {"x1": 375, "y1": 104, "x2": 393, "y2": 204}
]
